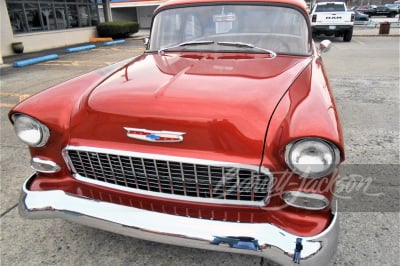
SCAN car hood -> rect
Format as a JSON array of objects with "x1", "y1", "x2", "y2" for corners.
[{"x1": 70, "y1": 53, "x2": 312, "y2": 163}]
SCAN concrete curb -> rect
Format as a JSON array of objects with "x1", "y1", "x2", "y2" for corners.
[
  {"x1": 90, "y1": 37, "x2": 113, "y2": 42},
  {"x1": 65, "y1": 44, "x2": 97, "y2": 53},
  {"x1": 12, "y1": 54, "x2": 59, "y2": 67},
  {"x1": 103, "y1": 40, "x2": 126, "y2": 46},
  {"x1": 9, "y1": 39, "x2": 129, "y2": 67}
]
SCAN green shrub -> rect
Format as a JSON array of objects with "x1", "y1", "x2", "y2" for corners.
[{"x1": 96, "y1": 21, "x2": 139, "y2": 39}]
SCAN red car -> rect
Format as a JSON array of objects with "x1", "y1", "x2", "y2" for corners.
[{"x1": 10, "y1": 0, "x2": 344, "y2": 265}]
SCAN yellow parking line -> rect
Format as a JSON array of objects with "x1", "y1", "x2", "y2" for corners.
[
  {"x1": 0, "y1": 103, "x2": 15, "y2": 108},
  {"x1": 19, "y1": 94, "x2": 30, "y2": 101},
  {"x1": 0, "y1": 92, "x2": 31, "y2": 108},
  {"x1": 39, "y1": 60, "x2": 113, "y2": 66},
  {"x1": 0, "y1": 92, "x2": 31, "y2": 98},
  {"x1": 1, "y1": 92, "x2": 25, "y2": 97}
]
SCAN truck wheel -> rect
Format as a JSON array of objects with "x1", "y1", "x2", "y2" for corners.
[{"x1": 343, "y1": 30, "x2": 353, "y2": 42}]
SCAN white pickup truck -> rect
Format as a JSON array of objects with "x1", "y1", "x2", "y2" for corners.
[{"x1": 310, "y1": 1, "x2": 355, "y2": 42}]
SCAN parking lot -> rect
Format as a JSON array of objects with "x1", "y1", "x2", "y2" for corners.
[{"x1": 1, "y1": 30, "x2": 399, "y2": 265}]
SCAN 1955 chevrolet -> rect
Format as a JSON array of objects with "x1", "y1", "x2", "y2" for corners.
[{"x1": 9, "y1": 0, "x2": 344, "y2": 265}]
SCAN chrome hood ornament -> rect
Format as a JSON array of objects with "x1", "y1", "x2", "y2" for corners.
[{"x1": 124, "y1": 127, "x2": 185, "y2": 143}]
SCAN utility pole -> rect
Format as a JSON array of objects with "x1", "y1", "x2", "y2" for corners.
[{"x1": 102, "y1": 0, "x2": 112, "y2": 22}]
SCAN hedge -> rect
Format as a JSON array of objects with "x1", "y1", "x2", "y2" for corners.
[{"x1": 96, "y1": 21, "x2": 139, "y2": 39}]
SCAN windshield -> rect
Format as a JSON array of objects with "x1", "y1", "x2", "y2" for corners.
[
  {"x1": 315, "y1": 3, "x2": 346, "y2": 12},
  {"x1": 149, "y1": 4, "x2": 311, "y2": 55}
]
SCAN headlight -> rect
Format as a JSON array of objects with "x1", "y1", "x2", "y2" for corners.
[
  {"x1": 285, "y1": 138, "x2": 340, "y2": 178},
  {"x1": 11, "y1": 114, "x2": 50, "y2": 147}
]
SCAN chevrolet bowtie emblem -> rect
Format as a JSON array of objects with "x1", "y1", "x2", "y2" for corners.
[{"x1": 124, "y1": 128, "x2": 186, "y2": 143}]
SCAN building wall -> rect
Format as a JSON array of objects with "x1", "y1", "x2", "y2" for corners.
[
  {"x1": 0, "y1": 1, "x2": 152, "y2": 62},
  {"x1": 111, "y1": 7, "x2": 138, "y2": 21},
  {"x1": 1, "y1": 0, "x2": 15, "y2": 63},
  {"x1": 1, "y1": 0, "x2": 103, "y2": 62},
  {"x1": 8, "y1": 28, "x2": 97, "y2": 55},
  {"x1": 1, "y1": 26, "x2": 97, "y2": 59},
  {"x1": 111, "y1": 5, "x2": 157, "y2": 28},
  {"x1": 137, "y1": 6, "x2": 157, "y2": 28},
  {"x1": 110, "y1": 1, "x2": 163, "y2": 28}
]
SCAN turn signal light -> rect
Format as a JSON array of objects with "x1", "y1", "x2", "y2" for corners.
[
  {"x1": 31, "y1": 157, "x2": 61, "y2": 173},
  {"x1": 282, "y1": 191, "x2": 329, "y2": 210}
]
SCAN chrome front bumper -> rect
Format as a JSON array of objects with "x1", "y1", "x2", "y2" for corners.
[{"x1": 19, "y1": 174, "x2": 338, "y2": 266}]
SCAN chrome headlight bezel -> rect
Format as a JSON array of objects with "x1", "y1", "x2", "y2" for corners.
[
  {"x1": 11, "y1": 114, "x2": 50, "y2": 147},
  {"x1": 285, "y1": 138, "x2": 340, "y2": 179}
]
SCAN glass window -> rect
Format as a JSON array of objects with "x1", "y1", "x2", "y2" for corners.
[
  {"x1": 150, "y1": 4, "x2": 311, "y2": 55},
  {"x1": 315, "y1": 4, "x2": 345, "y2": 12},
  {"x1": 8, "y1": 2, "x2": 28, "y2": 33},
  {"x1": 6, "y1": 0, "x2": 100, "y2": 34}
]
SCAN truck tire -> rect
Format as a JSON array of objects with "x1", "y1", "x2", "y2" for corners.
[{"x1": 343, "y1": 30, "x2": 353, "y2": 42}]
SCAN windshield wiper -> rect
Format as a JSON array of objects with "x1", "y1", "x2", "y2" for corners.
[
  {"x1": 217, "y1": 42, "x2": 277, "y2": 58},
  {"x1": 158, "y1": 40, "x2": 214, "y2": 54}
]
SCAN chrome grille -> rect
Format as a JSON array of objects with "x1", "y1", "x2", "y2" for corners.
[{"x1": 66, "y1": 147, "x2": 271, "y2": 204}]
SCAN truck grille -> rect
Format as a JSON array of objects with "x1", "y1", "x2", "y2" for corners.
[{"x1": 65, "y1": 147, "x2": 271, "y2": 205}]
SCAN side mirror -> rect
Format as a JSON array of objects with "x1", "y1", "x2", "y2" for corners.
[
  {"x1": 318, "y1": 40, "x2": 331, "y2": 54},
  {"x1": 143, "y1": 37, "x2": 149, "y2": 49}
]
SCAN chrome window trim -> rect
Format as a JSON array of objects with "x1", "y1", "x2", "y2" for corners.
[{"x1": 62, "y1": 145, "x2": 272, "y2": 207}]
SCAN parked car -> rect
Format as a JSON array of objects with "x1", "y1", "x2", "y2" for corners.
[
  {"x1": 310, "y1": 1, "x2": 355, "y2": 42},
  {"x1": 375, "y1": 4, "x2": 399, "y2": 17},
  {"x1": 10, "y1": 0, "x2": 344, "y2": 265},
  {"x1": 353, "y1": 9, "x2": 370, "y2": 24},
  {"x1": 356, "y1": 5, "x2": 377, "y2": 17}
]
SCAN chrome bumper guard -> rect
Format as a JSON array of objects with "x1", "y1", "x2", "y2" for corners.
[{"x1": 19, "y1": 174, "x2": 338, "y2": 265}]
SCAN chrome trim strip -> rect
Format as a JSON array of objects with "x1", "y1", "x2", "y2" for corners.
[
  {"x1": 30, "y1": 157, "x2": 61, "y2": 173},
  {"x1": 73, "y1": 172, "x2": 265, "y2": 206},
  {"x1": 124, "y1": 127, "x2": 186, "y2": 143},
  {"x1": 20, "y1": 174, "x2": 339, "y2": 266},
  {"x1": 282, "y1": 191, "x2": 329, "y2": 210},
  {"x1": 62, "y1": 145, "x2": 273, "y2": 207},
  {"x1": 64, "y1": 145, "x2": 267, "y2": 171}
]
